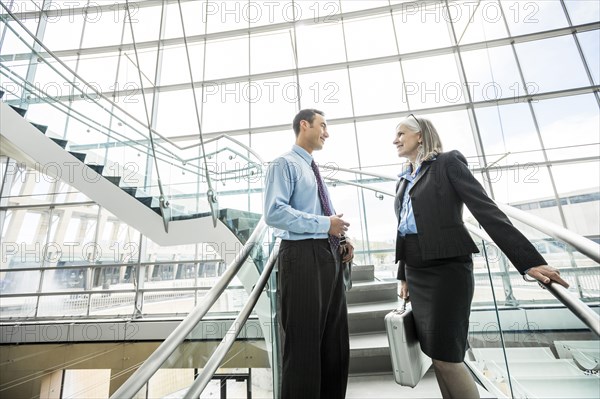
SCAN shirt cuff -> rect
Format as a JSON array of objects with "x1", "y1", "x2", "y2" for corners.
[{"x1": 317, "y1": 215, "x2": 331, "y2": 234}]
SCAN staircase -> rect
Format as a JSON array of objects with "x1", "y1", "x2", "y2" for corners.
[
  {"x1": 0, "y1": 101, "x2": 260, "y2": 246},
  {"x1": 467, "y1": 346, "x2": 600, "y2": 398},
  {"x1": 348, "y1": 265, "x2": 399, "y2": 374}
]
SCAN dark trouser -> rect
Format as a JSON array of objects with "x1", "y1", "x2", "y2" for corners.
[{"x1": 277, "y1": 239, "x2": 349, "y2": 399}]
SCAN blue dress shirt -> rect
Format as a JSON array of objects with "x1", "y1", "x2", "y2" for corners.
[
  {"x1": 398, "y1": 165, "x2": 421, "y2": 236},
  {"x1": 264, "y1": 145, "x2": 334, "y2": 240}
]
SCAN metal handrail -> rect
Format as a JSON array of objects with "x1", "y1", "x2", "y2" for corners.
[
  {"x1": 321, "y1": 173, "x2": 600, "y2": 265},
  {"x1": 185, "y1": 239, "x2": 279, "y2": 397},
  {"x1": 499, "y1": 203, "x2": 600, "y2": 264},
  {"x1": 544, "y1": 282, "x2": 600, "y2": 337},
  {"x1": 109, "y1": 219, "x2": 266, "y2": 399}
]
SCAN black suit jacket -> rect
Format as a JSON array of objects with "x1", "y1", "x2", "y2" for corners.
[{"x1": 394, "y1": 150, "x2": 546, "y2": 280}]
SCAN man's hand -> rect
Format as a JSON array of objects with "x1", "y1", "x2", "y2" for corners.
[
  {"x1": 339, "y1": 237, "x2": 354, "y2": 263},
  {"x1": 328, "y1": 213, "x2": 349, "y2": 237},
  {"x1": 527, "y1": 265, "x2": 569, "y2": 288}
]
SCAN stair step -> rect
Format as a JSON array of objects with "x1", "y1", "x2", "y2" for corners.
[
  {"x1": 69, "y1": 151, "x2": 86, "y2": 163},
  {"x1": 86, "y1": 164, "x2": 104, "y2": 175},
  {"x1": 172, "y1": 211, "x2": 212, "y2": 221},
  {"x1": 348, "y1": 299, "x2": 401, "y2": 334},
  {"x1": 231, "y1": 217, "x2": 260, "y2": 230},
  {"x1": 0, "y1": 89, "x2": 4, "y2": 99},
  {"x1": 121, "y1": 187, "x2": 150, "y2": 198},
  {"x1": 472, "y1": 347, "x2": 556, "y2": 363},
  {"x1": 351, "y1": 264, "x2": 375, "y2": 282},
  {"x1": 237, "y1": 229, "x2": 251, "y2": 243},
  {"x1": 50, "y1": 138, "x2": 68, "y2": 149},
  {"x1": 349, "y1": 332, "x2": 392, "y2": 374},
  {"x1": 136, "y1": 196, "x2": 160, "y2": 208},
  {"x1": 346, "y1": 281, "x2": 398, "y2": 305},
  {"x1": 9, "y1": 104, "x2": 27, "y2": 117},
  {"x1": 104, "y1": 176, "x2": 121, "y2": 186},
  {"x1": 30, "y1": 122, "x2": 48, "y2": 133}
]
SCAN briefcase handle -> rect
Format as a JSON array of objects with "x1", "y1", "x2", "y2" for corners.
[{"x1": 394, "y1": 299, "x2": 409, "y2": 315}]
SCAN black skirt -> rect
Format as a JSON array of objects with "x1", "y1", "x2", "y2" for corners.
[{"x1": 403, "y1": 235, "x2": 474, "y2": 363}]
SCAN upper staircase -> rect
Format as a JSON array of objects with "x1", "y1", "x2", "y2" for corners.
[{"x1": 1, "y1": 101, "x2": 261, "y2": 246}]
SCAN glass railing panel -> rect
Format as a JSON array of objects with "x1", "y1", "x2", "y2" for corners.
[
  {"x1": 36, "y1": 293, "x2": 89, "y2": 317},
  {"x1": 145, "y1": 222, "x2": 275, "y2": 398},
  {"x1": 0, "y1": 294, "x2": 37, "y2": 318},
  {"x1": 0, "y1": 270, "x2": 40, "y2": 295},
  {"x1": 465, "y1": 210, "x2": 599, "y2": 305},
  {"x1": 466, "y1": 224, "x2": 600, "y2": 399}
]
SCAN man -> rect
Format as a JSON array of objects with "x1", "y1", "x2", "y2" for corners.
[{"x1": 264, "y1": 109, "x2": 354, "y2": 399}]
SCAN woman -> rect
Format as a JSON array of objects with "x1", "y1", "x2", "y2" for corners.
[{"x1": 392, "y1": 114, "x2": 569, "y2": 399}]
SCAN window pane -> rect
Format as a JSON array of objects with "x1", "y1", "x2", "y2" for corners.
[
  {"x1": 295, "y1": 22, "x2": 346, "y2": 68},
  {"x1": 343, "y1": 14, "x2": 397, "y2": 61},
  {"x1": 80, "y1": 9, "x2": 121, "y2": 49},
  {"x1": 251, "y1": 129, "x2": 295, "y2": 163},
  {"x1": 565, "y1": 0, "x2": 600, "y2": 25},
  {"x1": 533, "y1": 94, "x2": 600, "y2": 161},
  {"x1": 356, "y1": 117, "x2": 402, "y2": 173},
  {"x1": 250, "y1": 30, "x2": 296, "y2": 75},
  {"x1": 349, "y1": 62, "x2": 407, "y2": 116},
  {"x1": 250, "y1": 76, "x2": 299, "y2": 128},
  {"x1": 155, "y1": 89, "x2": 200, "y2": 136},
  {"x1": 204, "y1": 36, "x2": 249, "y2": 80},
  {"x1": 122, "y1": 5, "x2": 162, "y2": 44},
  {"x1": 515, "y1": 35, "x2": 589, "y2": 94},
  {"x1": 164, "y1": 1, "x2": 207, "y2": 39},
  {"x1": 42, "y1": 13, "x2": 84, "y2": 51},
  {"x1": 319, "y1": 122, "x2": 359, "y2": 168},
  {"x1": 500, "y1": 0, "x2": 568, "y2": 36},
  {"x1": 250, "y1": 0, "x2": 295, "y2": 27},
  {"x1": 201, "y1": 83, "x2": 250, "y2": 133},
  {"x1": 393, "y1": 4, "x2": 453, "y2": 53},
  {"x1": 550, "y1": 162, "x2": 600, "y2": 236},
  {"x1": 77, "y1": 52, "x2": 119, "y2": 94},
  {"x1": 25, "y1": 102, "x2": 68, "y2": 135},
  {"x1": 32, "y1": 57, "x2": 78, "y2": 95},
  {"x1": 299, "y1": 69, "x2": 353, "y2": 120},
  {"x1": 462, "y1": 45, "x2": 522, "y2": 103},
  {"x1": 476, "y1": 103, "x2": 546, "y2": 166},
  {"x1": 577, "y1": 30, "x2": 600, "y2": 85},
  {"x1": 205, "y1": 1, "x2": 251, "y2": 34},
  {"x1": 402, "y1": 54, "x2": 464, "y2": 108},
  {"x1": 159, "y1": 43, "x2": 205, "y2": 87},
  {"x1": 419, "y1": 109, "x2": 478, "y2": 158},
  {"x1": 452, "y1": 0, "x2": 509, "y2": 45},
  {"x1": 1, "y1": 19, "x2": 40, "y2": 55},
  {"x1": 117, "y1": 48, "x2": 157, "y2": 89}
]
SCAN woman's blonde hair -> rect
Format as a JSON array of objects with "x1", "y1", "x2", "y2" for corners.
[{"x1": 397, "y1": 115, "x2": 443, "y2": 163}]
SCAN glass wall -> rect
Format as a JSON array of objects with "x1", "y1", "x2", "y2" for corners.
[{"x1": 1, "y1": 0, "x2": 598, "y2": 310}]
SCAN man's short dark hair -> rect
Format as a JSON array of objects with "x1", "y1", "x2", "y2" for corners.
[{"x1": 293, "y1": 109, "x2": 324, "y2": 136}]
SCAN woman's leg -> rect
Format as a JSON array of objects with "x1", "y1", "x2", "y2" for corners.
[{"x1": 432, "y1": 359, "x2": 480, "y2": 399}]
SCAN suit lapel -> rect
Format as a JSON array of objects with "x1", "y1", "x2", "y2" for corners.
[
  {"x1": 408, "y1": 161, "x2": 432, "y2": 193},
  {"x1": 395, "y1": 178, "x2": 408, "y2": 222}
]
